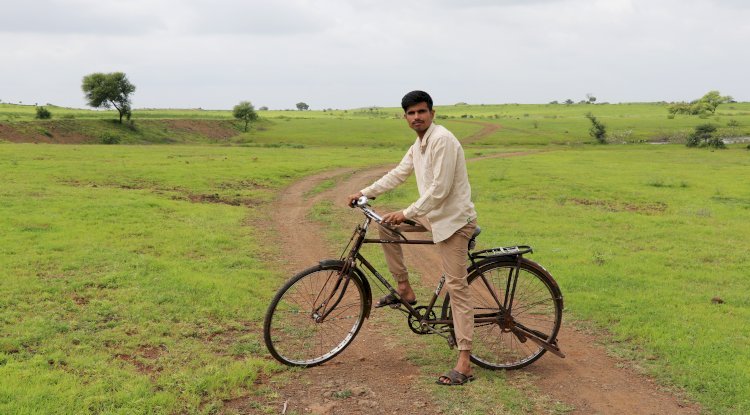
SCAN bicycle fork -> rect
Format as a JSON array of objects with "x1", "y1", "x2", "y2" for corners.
[{"x1": 311, "y1": 267, "x2": 353, "y2": 323}]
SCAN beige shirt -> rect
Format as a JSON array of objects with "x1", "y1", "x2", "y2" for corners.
[{"x1": 361, "y1": 123, "x2": 477, "y2": 242}]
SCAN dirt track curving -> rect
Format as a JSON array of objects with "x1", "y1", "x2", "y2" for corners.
[{"x1": 257, "y1": 146, "x2": 702, "y2": 414}]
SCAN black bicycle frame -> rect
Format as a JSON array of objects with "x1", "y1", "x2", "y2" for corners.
[
  {"x1": 316, "y1": 198, "x2": 565, "y2": 358},
  {"x1": 340, "y1": 213, "x2": 507, "y2": 328}
]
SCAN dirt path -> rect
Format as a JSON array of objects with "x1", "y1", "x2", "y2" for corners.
[
  {"x1": 451, "y1": 120, "x2": 503, "y2": 145},
  {"x1": 260, "y1": 167, "x2": 443, "y2": 415},
  {"x1": 257, "y1": 121, "x2": 701, "y2": 414}
]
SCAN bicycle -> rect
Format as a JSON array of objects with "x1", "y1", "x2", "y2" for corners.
[{"x1": 263, "y1": 196, "x2": 564, "y2": 370}]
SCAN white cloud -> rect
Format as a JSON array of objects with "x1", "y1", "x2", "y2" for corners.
[{"x1": 0, "y1": 0, "x2": 164, "y2": 34}]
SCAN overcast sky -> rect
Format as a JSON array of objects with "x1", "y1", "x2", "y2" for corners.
[{"x1": 2, "y1": 0, "x2": 748, "y2": 110}]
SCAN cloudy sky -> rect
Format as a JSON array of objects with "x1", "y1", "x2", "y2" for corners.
[{"x1": 2, "y1": 0, "x2": 748, "y2": 110}]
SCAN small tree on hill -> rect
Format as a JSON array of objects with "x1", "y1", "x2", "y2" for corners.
[
  {"x1": 296, "y1": 102, "x2": 309, "y2": 111},
  {"x1": 699, "y1": 90, "x2": 733, "y2": 114},
  {"x1": 82, "y1": 72, "x2": 136, "y2": 123},
  {"x1": 35, "y1": 106, "x2": 52, "y2": 119},
  {"x1": 233, "y1": 101, "x2": 258, "y2": 132},
  {"x1": 585, "y1": 112, "x2": 607, "y2": 144},
  {"x1": 668, "y1": 90, "x2": 733, "y2": 117}
]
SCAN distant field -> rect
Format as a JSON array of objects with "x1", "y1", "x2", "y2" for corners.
[{"x1": 3, "y1": 102, "x2": 749, "y2": 146}]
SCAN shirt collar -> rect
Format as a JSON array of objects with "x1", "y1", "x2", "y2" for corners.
[{"x1": 418, "y1": 123, "x2": 437, "y2": 152}]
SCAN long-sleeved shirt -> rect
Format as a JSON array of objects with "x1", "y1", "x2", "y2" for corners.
[{"x1": 360, "y1": 122, "x2": 477, "y2": 243}]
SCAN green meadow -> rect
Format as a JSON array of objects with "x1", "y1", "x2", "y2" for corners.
[
  {"x1": 4, "y1": 102, "x2": 749, "y2": 147},
  {"x1": 1, "y1": 102, "x2": 749, "y2": 413},
  {"x1": 0, "y1": 144, "x2": 397, "y2": 413}
]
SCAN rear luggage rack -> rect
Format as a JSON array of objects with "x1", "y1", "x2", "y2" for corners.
[{"x1": 470, "y1": 245, "x2": 533, "y2": 259}]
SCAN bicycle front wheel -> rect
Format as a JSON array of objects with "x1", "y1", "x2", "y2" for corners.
[
  {"x1": 443, "y1": 258, "x2": 562, "y2": 370},
  {"x1": 263, "y1": 262, "x2": 366, "y2": 367}
]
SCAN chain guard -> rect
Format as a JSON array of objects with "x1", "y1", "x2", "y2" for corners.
[{"x1": 408, "y1": 306, "x2": 437, "y2": 335}]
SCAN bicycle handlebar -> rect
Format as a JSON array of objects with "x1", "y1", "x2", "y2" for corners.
[{"x1": 352, "y1": 195, "x2": 417, "y2": 226}]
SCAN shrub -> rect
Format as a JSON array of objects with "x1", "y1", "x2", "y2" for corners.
[
  {"x1": 585, "y1": 112, "x2": 607, "y2": 144},
  {"x1": 727, "y1": 119, "x2": 740, "y2": 128},
  {"x1": 35, "y1": 106, "x2": 52, "y2": 119},
  {"x1": 100, "y1": 133, "x2": 121, "y2": 145},
  {"x1": 686, "y1": 124, "x2": 724, "y2": 149}
]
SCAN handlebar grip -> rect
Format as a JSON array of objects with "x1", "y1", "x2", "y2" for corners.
[
  {"x1": 403, "y1": 219, "x2": 417, "y2": 226},
  {"x1": 351, "y1": 195, "x2": 375, "y2": 208}
]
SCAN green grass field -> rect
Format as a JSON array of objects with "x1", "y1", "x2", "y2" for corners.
[
  {"x1": 376, "y1": 145, "x2": 750, "y2": 413},
  {"x1": 488, "y1": 147, "x2": 749, "y2": 413},
  {"x1": 0, "y1": 144, "x2": 399, "y2": 414},
  {"x1": 1, "y1": 102, "x2": 750, "y2": 413}
]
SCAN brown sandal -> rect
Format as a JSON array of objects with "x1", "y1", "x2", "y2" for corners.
[
  {"x1": 374, "y1": 293, "x2": 417, "y2": 308},
  {"x1": 436, "y1": 369, "x2": 475, "y2": 386}
]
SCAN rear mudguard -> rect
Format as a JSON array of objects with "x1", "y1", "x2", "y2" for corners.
[{"x1": 319, "y1": 259, "x2": 373, "y2": 318}]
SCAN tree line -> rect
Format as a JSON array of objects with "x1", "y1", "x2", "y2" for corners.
[{"x1": 28, "y1": 71, "x2": 310, "y2": 130}]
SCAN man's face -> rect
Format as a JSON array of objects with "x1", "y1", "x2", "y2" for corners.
[{"x1": 403, "y1": 102, "x2": 435, "y2": 135}]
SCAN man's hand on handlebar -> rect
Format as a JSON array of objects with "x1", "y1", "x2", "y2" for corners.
[
  {"x1": 381, "y1": 211, "x2": 407, "y2": 225},
  {"x1": 347, "y1": 192, "x2": 364, "y2": 208}
]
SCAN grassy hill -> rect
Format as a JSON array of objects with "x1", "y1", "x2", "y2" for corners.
[{"x1": 2, "y1": 102, "x2": 749, "y2": 146}]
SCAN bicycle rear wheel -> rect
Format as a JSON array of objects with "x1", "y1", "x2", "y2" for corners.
[
  {"x1": 263, "y1": 263, "x2": 366, "y2": 367},
  {"x1": 443, "y1": 258, "x2": 562, "y2": 370}
]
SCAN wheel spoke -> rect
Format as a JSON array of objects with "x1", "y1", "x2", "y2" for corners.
[{"x1": 445, "y1": 259, "x2": 562, "y2": 370}]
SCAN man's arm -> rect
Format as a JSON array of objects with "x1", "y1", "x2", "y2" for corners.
[
  {"x1": 345, "y1": 148, "x2": 413, "y2": 207},
  {"x1": 359, "y1": 149, "x2": 414, "y2": 198}
]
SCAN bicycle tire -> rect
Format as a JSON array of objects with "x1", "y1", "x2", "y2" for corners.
[
  {"x1": 442, "y1": 258, "x2": 563, "y2": 370},
  {"x1": 263, "y1": 262, "x2": 366, "y2": 367}
]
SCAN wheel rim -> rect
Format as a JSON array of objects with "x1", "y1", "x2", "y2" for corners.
[{"x1": 267, "y1": 268, "x2": 364, "y2": 366}]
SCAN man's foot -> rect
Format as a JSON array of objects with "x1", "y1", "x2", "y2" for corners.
[
  {"x1": 436, "y1": 369, "x2": 475, "y2": 386},
  {"x1": 374, "y1": 293, "x2": 417, "y2": 308}
]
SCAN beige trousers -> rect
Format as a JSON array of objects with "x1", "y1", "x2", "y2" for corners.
[{"x1": 378, "y1": 219, "x2": 477, "y2": 351}]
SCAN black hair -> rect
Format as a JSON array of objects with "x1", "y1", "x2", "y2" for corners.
[{"x1": 401, "y1": 90, "x2": 433, "y2": 111}]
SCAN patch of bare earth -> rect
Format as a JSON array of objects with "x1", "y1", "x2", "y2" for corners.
[
  {"x1": 250, "y1": 150, "x2": 701, "y2": 414},
  {"x1": 0, "y1": 119, "x2": 239, "y2": 144},
  {"x1": 0, "y1": 121, "x2": 92, "y2": 143},
  {"x1": 140, "y1": 119, "x2": 239, "y2": 141},
  {"x1": 115, "y1": 345, "x2": 167, "y2": 377},
  {"x1": 453, "y1": 120, "x2": 503, "y2": 145}
]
